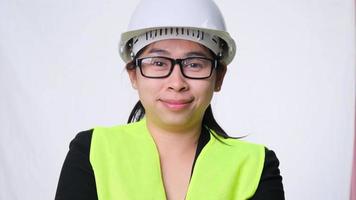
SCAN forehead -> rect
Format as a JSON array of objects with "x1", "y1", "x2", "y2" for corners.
[{"x1": 140, "y1": 39, "x2": 213, "y2": 57}]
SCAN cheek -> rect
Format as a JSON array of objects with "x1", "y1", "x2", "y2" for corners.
[
  {"x1": 191, "y1": 78, "x2": 216, "y2": 103},
  {"x1": 135, "y1": 76, "x2": 161, "y2": 102}
]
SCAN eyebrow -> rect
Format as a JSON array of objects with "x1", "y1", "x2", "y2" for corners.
[{"x1": 146, "y1": 48, "x2": 212, "y2": 58}]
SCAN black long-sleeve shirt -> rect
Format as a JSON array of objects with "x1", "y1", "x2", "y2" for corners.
[{"x1": 55, "y1": 129, "x2": 284, "y2": 199}]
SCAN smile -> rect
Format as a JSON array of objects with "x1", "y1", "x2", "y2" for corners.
[{"x1": 159, "y1": 99, "x2": 194, "y2": 110}]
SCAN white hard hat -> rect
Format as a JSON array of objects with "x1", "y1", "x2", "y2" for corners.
[{"x1": 119, "y1": 0, "x2": 236, "y2": 65}]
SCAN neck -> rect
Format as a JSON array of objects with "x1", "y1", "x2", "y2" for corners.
[{"x1": 146, "y1": 119, "x2": 201, "y2": 156}]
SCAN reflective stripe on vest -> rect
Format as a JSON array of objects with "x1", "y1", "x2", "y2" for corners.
[{"x1": 90, "y1": 119, "x2": 265, "y2": 200}]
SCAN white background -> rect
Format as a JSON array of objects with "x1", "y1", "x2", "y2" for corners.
[{"x1": 0, "y1": 0, "x2": 354, "y2": 199}]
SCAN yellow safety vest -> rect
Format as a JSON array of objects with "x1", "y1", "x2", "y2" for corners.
[{"x1": 90, "y1": 119, "x2": 265, "y2": 200}]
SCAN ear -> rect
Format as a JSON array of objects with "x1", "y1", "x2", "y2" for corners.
[
  {"x1": 214, "y1": 63, "x2": 227, "y2": 92},
  {"x1": 126, "y1": 62, "x2": 138, "y2": 89}
]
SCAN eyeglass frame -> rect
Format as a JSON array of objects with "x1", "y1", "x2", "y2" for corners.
[{"x1": 134, "y1": 56, "x2": 219, "y2": 80}]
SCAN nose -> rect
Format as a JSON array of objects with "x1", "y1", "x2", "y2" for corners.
[{"x1": 167, "y1": 63, "x2": 188, "y2": 92}]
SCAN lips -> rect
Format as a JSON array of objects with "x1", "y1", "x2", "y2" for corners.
[{"x1": 159, "y1": 98, "x2": 194, "y2": 110}]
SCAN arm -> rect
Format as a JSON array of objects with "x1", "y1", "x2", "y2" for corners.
[
  {"x1": 55, "y1": 130, "x2": 98, "y2": 200},
  {"x1": 250, "y1": 148, "x2": 285, "y2": 200}
]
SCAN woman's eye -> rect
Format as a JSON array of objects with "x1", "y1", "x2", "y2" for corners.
[
  {"x1": 153, "y1": 61, "x2": 164, "y2": 66},
  {"x1": 189, "y1": 63, "x2": 201, "y2": 68},
  {"x1": 185, "y1": 63, "x2": 203, "y2": 69},
  {"x1": 151, "y1": 60, "x2": 167, "y2": 67}
]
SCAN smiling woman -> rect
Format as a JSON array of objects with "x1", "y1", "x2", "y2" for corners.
[
  {"x1": 128, "y1": 40, "x2": 220, "y2": 133},
  {"x1": 55, "y1": 0, "x2": 284, "y2": 199}
]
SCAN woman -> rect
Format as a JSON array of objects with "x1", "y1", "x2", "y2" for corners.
[{"x1": 55, "y1": 0, "x2": 284, "y2": 199}]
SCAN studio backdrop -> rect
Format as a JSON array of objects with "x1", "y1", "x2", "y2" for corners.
[{"x1": 0, "y1": 0, "x2": 354, "y2": 199}]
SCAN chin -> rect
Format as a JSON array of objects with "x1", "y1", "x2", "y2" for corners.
[{"x1": 158, "y1": 112, "x2": 201, "y2": 129}]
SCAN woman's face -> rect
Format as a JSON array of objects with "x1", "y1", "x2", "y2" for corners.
[{"x1": 128, "y1": 39, "x2": 226, "y2": 130}]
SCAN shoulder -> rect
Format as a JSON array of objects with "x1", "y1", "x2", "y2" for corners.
[
  {"x1": 224, "y1": 137, "x2": 265, "y2": 148},
  {"x1": 221, "y1": 138, "x2": 283, "y2": 180},
  {"x1": 251, "y1": 147, "x2": 285, "y2": 199},
  {"x1": 261, "y1": 147, "x2": 284, "y2": 185},
  {"x1": 211, "y1": 136, "x2": 267, "y2": 175},
  {"x1": 92, "y1": 120, "x2": 145, "y2": 137},
  {"x1": 68, "y1": 129, "x2": 93, "y2": 155},
  {"x1": 90, "y1": 120, "x2": 150, "y2": 149},
  {"x1": 263, "y1": 147, "x2": 281, "y2": 171},
  {"x1": 55, "y1": 129, "x2": 98, "y2": 200},
  {"x1": 89, "y1": 120, "x2": 151, "y2": 158},
  {"x1": 217, "y1": 137, "x2": 266, "y2": 158}
]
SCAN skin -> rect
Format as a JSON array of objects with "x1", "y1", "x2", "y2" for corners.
[{"x1": 127, "y1": 39, "x2": 226, "y2": 200}]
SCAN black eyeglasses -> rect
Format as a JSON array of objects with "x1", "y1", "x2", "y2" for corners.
[{"x1": 134, "y1": 56, "x2": 218, "y2": 79}]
